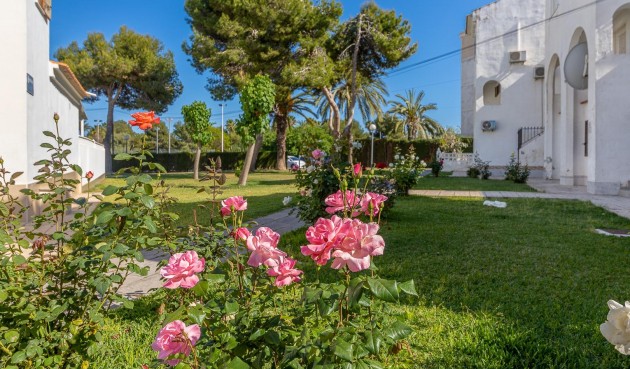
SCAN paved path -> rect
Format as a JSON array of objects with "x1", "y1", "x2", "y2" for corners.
[
  {"x1": 118, "y1": 208, "x2": 306, "y2": 299},
  {"x1": 409, "y1": 178, "x2": 630, "y2": 220}
]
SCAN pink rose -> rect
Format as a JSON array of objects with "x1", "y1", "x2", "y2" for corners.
[
  {"x1": 220, "y1": 196, "x2": 247, "y2": 217},
  {"x1": 151, "y1": 320, "x2": 201, "y2": 366},
  {"x1": 312, "y1": 149, "x2": 324, "y2": 160},
  {"x1": 267, "y1": 257, "x2": 303, "y2": 287},
  {"x1": 331, "y1": 219, "x2": 385, "y2": 272},
  {"x1": 301, "y1": 215, "x2": 349, "y2": 266},
  {"x1": 85, "y1": 171, "x2": 94, "y2": 180},
  {"x1": 235, "y1": 227, "x2": 250, "y2": 241},
  {"x1": 246, "y1": 228, "x2": 286, "y2": 267},
  {"x1": 324, "y1": 190, "x2": 360, "y2": 215},
  {"x1": 160, "y1": 251, "x2": 205, "y2": 289},
  {"x1": 360, "y1": 192, "x2": 388, "y2": 217},
  {"x1": 353, "y1": 163, "x2": 362, "y2": 178}
]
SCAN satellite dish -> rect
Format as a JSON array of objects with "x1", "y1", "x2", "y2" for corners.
[{"x1": 564, "y1": 43, "x2": 588, "y2": 90}]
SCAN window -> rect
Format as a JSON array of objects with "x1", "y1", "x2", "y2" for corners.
[
  {"x1": 483, "y1": 81, "x2": 501, "y2": 105},
  {"x1": 613, "y1": 7, "x2": 630, "y2": 54}
]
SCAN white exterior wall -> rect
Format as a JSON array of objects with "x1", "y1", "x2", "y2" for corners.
[
  {"x1": 0, "y1": 1, "x2": 29, "y2": 183},
  {"x1": 26, "y1": 1, "x2": 52, "y2": 186},
  {"x1": 469, "y1": 0, "x2": 547, "y2": 169},
  {"x1": 76, "y1": 138, "x2": 105, "y2": 185}
]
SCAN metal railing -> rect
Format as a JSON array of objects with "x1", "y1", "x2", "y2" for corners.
[{"x1": 517, "y1": 126, "x2": 545, "y2": 150}]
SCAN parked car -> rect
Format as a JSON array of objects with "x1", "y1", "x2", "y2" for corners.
[{"x1": 287, "y1": 156, "x2": 306, "y2": 170}]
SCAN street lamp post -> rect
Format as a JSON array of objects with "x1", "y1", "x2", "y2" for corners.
[
  {"x1": 167, "y1": 117, "x2": 172, "y2": 154},
  {"x1": 369, "y1": 124, "x2": 377, "y2": 167},
  {"x1": 156, "y1": 126, "x2": 159, "y2": 154},
  {"x1": 124, "y1": 135, "x2": 130, "y2": 153},
  {"x1": 219, "y1": 103, "x2": 226, "y2": 152}
]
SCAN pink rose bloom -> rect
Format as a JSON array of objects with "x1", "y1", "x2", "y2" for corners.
[
  {"x1": 161, "y1": 251, "x2": 205, "y2": 289},
  {"x1": 324, "y1": 190, "x2": 360, "y2": 215},
  {"x1": 331, "y1": 219, "x2": 385, "y2": 272},
  {"x1": 235, "y1": 227, "x2": 250, "y2": 241},
  {"x1": 360, "y1": 192, "x2": 388, "y2": 216},
  {"x1": 267, "y1": 257, "x2": 303, "y2": 287},
  {"x1": 353, "y1": 163, "x2": 362, "y2": 178},
  {"x1": 220, "y1": 196, "x2": 247, "y2": 216},
  {"x1": 151, "y1": 320, "x2": 201, "y2": 366},
  {"x1": 255, "y1": 227, "x2": 280, "y2": 247},
  {"x1": 301, "y1": 215, "x2": 349, "y2": 266},
  {"x1": 312, "y1": 149, "x2": 324, "y2": 160},
  {"x1": 246, "y1": 230, "x2": 286, "y2": 268}
]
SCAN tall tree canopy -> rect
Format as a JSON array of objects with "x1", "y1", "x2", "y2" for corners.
[
  {"x1": 183, "y1": 0, "x2": 341, "y2": 170},
  {"x1": 55, "y1": 26, "x2": 183, "y2": 173},
  {"x1": 388, "y1": 89, "x2": 444, "y2": 140}
]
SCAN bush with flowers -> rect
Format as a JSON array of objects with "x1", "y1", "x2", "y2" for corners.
[
  {"x1": 150, "y1": 166, "x2": 417, "y2": 368},
  {"x1": 0, "y1": 112, "x2": 177, "y2": 368},
  {"x1": 388, "y1": 146, "x2": 426, "y2": 195}
]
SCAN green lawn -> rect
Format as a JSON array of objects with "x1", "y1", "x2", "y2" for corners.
[
  {"x1": 414, "y1": 176, "x2": 536, "y2": 192},
  {"x1": 97, "y1": 171, "x2": 298, "y2": 226},
  {"x1": 95, "y1": 194, "x2": 630, "y2": 368}
]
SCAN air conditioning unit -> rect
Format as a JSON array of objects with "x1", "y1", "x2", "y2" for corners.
[
  {"x1": 509, "y1": 51, "x2": 526, "y2": 63},
  {"x1": 534, "y1": 66, "x2": 545, "y2": 79},
  {"x1": 481, "y1": 120, "x2": 497, "y2": 132}
]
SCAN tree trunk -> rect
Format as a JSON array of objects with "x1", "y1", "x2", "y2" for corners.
[
  {"x1": 275, "y1": 114, "x2": 288, "y2": 170},
  {"x1": 238, "y1": 142, "x2": 256, "y2": 186},
  {"x1": 322, "y1": 87, "x2": 341, "y2": 139},
  {"x1": 193, "y1": 144, "x2": 201, "y2": 180},
  {"x1": 250, "y1": 134, "x2": 263, "y2": 171},
  {"x1": 346, "y1": 130, "x2": 354, "y2": 164},
  {"x1": 104, "y1": 99, "x2": 115, "y2": 174}
]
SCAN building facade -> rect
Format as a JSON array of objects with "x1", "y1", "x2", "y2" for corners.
[
  {"x1": 462, "y1": 0, "x2": 630, "y2": 194},
  {"x1": 0, "y1": 0, "x2": 104, "y2": 196}
]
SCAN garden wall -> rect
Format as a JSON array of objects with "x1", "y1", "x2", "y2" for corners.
[{"x1": 354, "y1": 138, "x2": 473, "y2": 166}]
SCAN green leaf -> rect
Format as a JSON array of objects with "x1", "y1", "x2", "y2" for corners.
[
  {"x1": 40, "y1": 142, "x2": 55, "y2": 149},
  {"x1": 95, "y1": 211, "x2": 114, "y2": 225},
  {"x1": 143, "y1": 217, "x2": 157, "y2": 233},
  {"x1": 11, "y1": 351, "x2": 26, "y2": 364},
  {"x1": 249, "y1": 329, "x2": 265, "y2": 341},
  {"x1": 398, "y1": 280, "x2": 418, "y2": 297},
  {"x1": 10, "y1": 171, "x2": 24, "y2": 181},
  {"x1": 43, "y1": 131, "x2": 56, "y2": 138},
  {"x1": 4, "y1": 330, "x2": 19, "y2": 343},
  {"x1": 101, "y1": 185, "x2": 119, "y2": 196},
  {"x1": 206, "y1": 273, "x2": 225, "y2": 283},
  {"x1": 114, "y1": 153, "x2": 133, "y2": 161},
  {"x1": 12, "y1": 254, "x2": 27, "y2": 265},
  {"x1": 70, "y1": 164, "x2": 83, "y2": 176},
  {"x1": 364, "y1": 331, "x2": 382, "y2": 355},
  {"x1": 225, "y1": 301, "x2": 239, "y2": 314},
  {"x1": 123, "y1": 300, "x2": 134, "y2": 309},
  {"x1": 367, "y1": 278, "x2": 399, "y2": 303},
  {"x1": 187, "y1": 305, "x2": 206, "y2": 325},
  {"x1": 154, "y1": 162, "x2": 167, "y2": 173},
  {"x1": 0, "y1": 290, "x2": 7, "y2": 302},
  {"x1": 334, "y1": 339, "x2": 354, "y2": 362},
  {"x1": 227, "y1": 357, "x2": 250, "y2": 369},
  {"x1": 138, "y1": 174, "x2": 153, "y2": 183},
  {"x1": 264, "y1": 330, "x2": 280, "y2": 346},
  {"x1": 0, "y1": 202, "x2": 9, "y2": 217},
  {"x1": 383, "y1": 321, "x2": 412, "y2": 341},
  {"x1": 140, "y1": 196, "x2": 155, "y2": 209},
  {"x1": 92, "y1": 277, "x2": 112, "y2": 295},
  {"x1": 143, "y1": 183, "x2": 153, "y2": 195},
  {"x1": 173, "y1": 363, "x2": 191, "y2": 369},
  {"x1": 348, "y1": 279, "x2": 365, "y2": 307}
]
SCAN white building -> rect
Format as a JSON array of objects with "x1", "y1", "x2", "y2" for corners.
[
  {"x1": 0, "y1": 0, "x2": 104, "y2": 199},
  {"x1": 462, "y1": 0, "x2": 630, "y2": 194}
]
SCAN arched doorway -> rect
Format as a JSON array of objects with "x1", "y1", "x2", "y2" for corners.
[
  {"x1": 568, "y1": 29, "x2": 588, "y2": 185},
  {"x1": 546, "y1": 55, "x2": 561, "y2": 179}
]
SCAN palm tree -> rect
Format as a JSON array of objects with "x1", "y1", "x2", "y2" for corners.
[
  {"x1": 273, "y1": 90, "x2": 317, "y2": 170},
  {"x1": 388, "y1": 89, "x2": 444, "y2": 140},
  {"x1": 317, "y1": 75, "x2": 388, "y2": 127}
]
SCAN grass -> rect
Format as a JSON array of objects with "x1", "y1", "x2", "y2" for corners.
[
  {"x1": 96, "y1": 171, "x2": 298, "y2": 226},
  {"x1": 414, "y1": 176, "x2": 536, "y2": 192},
  {"x1": 95, "y1": 194, "x2": 630, "y2": 368}
]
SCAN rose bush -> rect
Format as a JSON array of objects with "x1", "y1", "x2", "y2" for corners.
[
  {"x1": 601, "y1": 300, "x2": 630, "y2": 355},
  {"x1": 150, "y1": 169, "x2": 416, "y2": 368}
]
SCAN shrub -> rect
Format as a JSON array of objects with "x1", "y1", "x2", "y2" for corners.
[
  {"x1": 504, "y1": 152, "x2": 530, "y2": 183},
  {"x1": 430, "y1": 158, "x2": 444, "y2": 177},
  {"x1": 468, "y1": 153, "x2": 492, "y2": 180},
  {"x1": 388, "y1": 146, "x2": 426, "y2": 195}
]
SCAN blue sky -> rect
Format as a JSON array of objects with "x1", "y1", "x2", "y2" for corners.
[{"x1": 49, "y1": 0, "x2": 491, "y2": 131}]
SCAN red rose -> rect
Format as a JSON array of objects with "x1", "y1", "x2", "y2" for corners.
[{"x1": 129, "y1": 111, "x2": 160, "y2": 131}]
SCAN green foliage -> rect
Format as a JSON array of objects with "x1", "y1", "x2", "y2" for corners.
[
  {"x1": 236, "y1": 75, "x2": 276, "y2": 144},
  {"x1": 286, "y1": 120, "x2": 334, "y2": 157},
  {"x1": 439, "y1": 128, "x2": 468, "y2": 153},
  {"x1": 504, "y1": 153, "x2": 530, "y2": 183},
  {"x1": 388, "y1": 90, "x2": 444, "y2": 140},
  {"x1": 294, "y1": 158, "x2": 345, "y2": 223},
  {"x1": 430, "y1": 158, "x2": 443, "y2": 178},
  {"x1": 0, "y1": 115, "x2": 175, "y2": 368},
  {"x1": 181, "y1": 101, "x2": 212, "y2": 146},
  {"x1": 388, "y1": 146, "x2": 426, "y2": 195},
  {"x1": 467, "y1": 153, "x2": 492, "y2": 180}
]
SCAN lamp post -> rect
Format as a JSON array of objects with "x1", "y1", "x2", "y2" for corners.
[
  {"x1": 156, "y1": 126, "x2": 159, "y2": 154},
  {"x1": 167, "y1": 117, "x2": 172, "y2": 154},
  {"x1": 219, "y1": 103, "x2": 226, "y2": 152},
  {"x1": 369, "y1": 124, "x2": 376, "y2": 167},
  {"x1": 124, "y1": 134, "x2": 130, "y2": 153}
]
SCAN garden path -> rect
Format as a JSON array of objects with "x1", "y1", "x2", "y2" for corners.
[
  {"x1": 117, "y1": 207, "x2": 306, "y2": 299},
  {"x1": 409, "y1": 178, "x2": 630, "y2": 220}
]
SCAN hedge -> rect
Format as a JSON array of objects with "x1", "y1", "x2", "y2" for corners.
[
  {"x1": 112, "y1": 151, "x2": 278, "y2": 172},
  {"x1": 354, "y1": 137, "x2": 473, "y2": 166}
]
